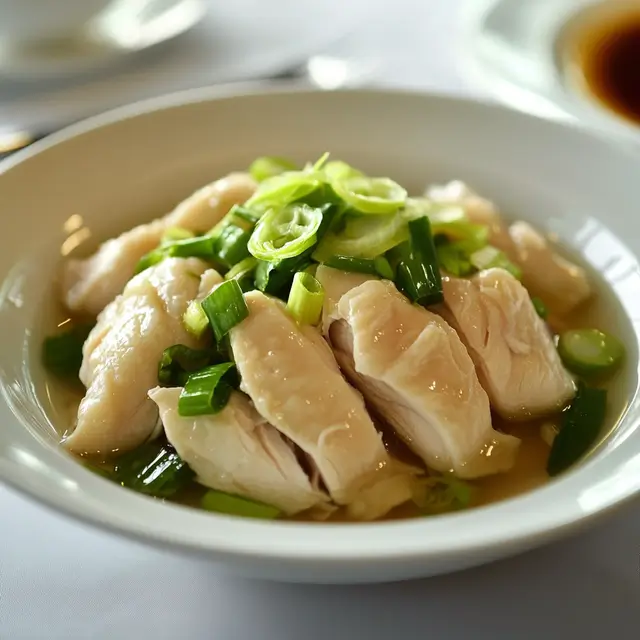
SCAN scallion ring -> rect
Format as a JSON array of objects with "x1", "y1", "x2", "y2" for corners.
[
  {"x1": 331, "y1": 176, "x2": 407, "y2": 214},
  {"x1": 287, "y1": 271, "x2": 325, "y2": 325},
  {"x1": 248, "y1": 203, "x2": 323, "y2": 262}
]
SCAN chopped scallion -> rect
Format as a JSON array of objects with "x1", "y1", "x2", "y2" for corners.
[
  {"x1": 249, "y1": 156, "x2": 297, "y2": 182},
  {"x1": 323, "y1": 160, "x2": 363, "y2": 181},
  {"x1": 322, "y1": 255, "x2": 394, "y2": 280},
  {"x1": 254, "y1": 256, "x2": 308, "y2": 298},
  {"x1": 557, "y1": 329, "x2": 625, "y2": 377},
  {"x1": 201, "y1": 280, "x2": 249, "y2": 342},
  {"x1": 531, "y1": 296, "x2": 548, "y2": 320},
  {"x1": 42, "y1": 323, "x2": 94, "y2": 379},
  {"x1": 214, "y1": 224, "x2": 252, "y2": 269},
  {"x1": 246, "y1": 171, "x2": 322, "y2": 211},
  {"x1": 158, "y1": 344, "x2": 214, "y2": 387},
  {"x1": 166, "y1": 236, "x2": 215, "y2": 259},
  {"x1": 225, "y1": 256, "x2": 258, "y2": 282},
  {"x1": 178, "y1": 362, "x2": 236, "y2": 416},
  {"x1": 114, "y1": 443, "x2": 194, "y2": 498},
  {"x1": 416, "y1": 475, "x2": 473, "y2": 515},
  {"x1": 183, "y1": 300, "x2": 210, "y2": 339},
  {"x1": 287, "y1": 272, "x2": 325, "y2": 325},
  {"x1": 135, "y1": 235, "x2": 216, "y2": 274},
  {"x1": 161, "y1": 227, "x2": 194, "y2": 244},
  {"x1": 469, "y1": 245, "x2": 522, "y2": 280},
  {"x1": 313, "y1": 211, "x2": 408, "y2": 261},
  {"x1": 134, "y1": 248, "x2": 166, "y2": 274},
  {"x1": 331, "y1": 176, "x2": 407, "y2": 214},
  {"x1": 395, "y1": 217, "x2": 444, "y2": 307},
  {"x1": 248, "y1": 203, "x2": 323, "y2": 262},
  {"x1": 436, "y1": 241, "x2": 475, "y2": 277},
  {"x1": 547, "y1": 383, "x2": 607, "y2": 476},
  {"x1": 201, "y1": 490, "x2": 281, "y2": 519}
]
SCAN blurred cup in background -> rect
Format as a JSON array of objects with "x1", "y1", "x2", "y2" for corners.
[{"x1": 0, "y1": 0, "x2": 112, "y2": 46}]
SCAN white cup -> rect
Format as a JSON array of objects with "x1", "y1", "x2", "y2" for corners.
[{"x1": 0, "y1": 0, "x2": 113, "y2": 44}]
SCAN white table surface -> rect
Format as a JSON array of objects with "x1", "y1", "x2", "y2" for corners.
[{"x1": 1, "y1": 1, "x2": 639, "y2": 638}]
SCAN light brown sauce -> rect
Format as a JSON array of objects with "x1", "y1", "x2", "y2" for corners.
[{"x1": 563, "y1": 7, "x2": 640, "y2": 125}]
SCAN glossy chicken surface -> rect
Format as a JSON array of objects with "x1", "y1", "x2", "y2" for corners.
[
  {"x1": 63, "y1": 173, "x2": 256, "y2": 316},
  {"x1": 320, "y1": 274, "x2": 520, "y2": 478},
  {"x1": 230, "y1": 290, "x2": 417, "y2": 519},
  {"x1": 440, "y1": 268, "x2": 576, "y2": 418},
  {"x1": 48, "y1": 163, "x2": 617, "y2": 523},
  {"x1": 63, "y1": 258, "x2": 208, "y2": 455},
  {"x1": 150, "y1": 387, "x2": 329, "y2": 515}
]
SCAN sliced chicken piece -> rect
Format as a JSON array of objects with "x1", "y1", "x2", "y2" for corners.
[
  {"x1": 325, "y1": 278, "x2": 519, "y2": 479},
  {"x1": 508, "y1": 221, "x2": 591, "y2": 315},
  {"x1": 316, "y1": 265, "x2": 374, "y2": 334},
  {"x1": 196, "y1": 268, "x2": 224, "y2": 301},
  {"x1": 163, "y1": 172, "x2": 257, "y2": 231},
  {"x1": 63, "y1": 258, "x2": 209, "y2": 456},
  {"x1": 62, "y1": 220, "x2": 165, "y2": 319},
  {"x1": 426, "y1": 180, "x2": 513, "y2": 254},
  {"x1": 229, "y1": 290, "x2": 417, "y2": 519},
  {"x1": 63, "y1": 173, "x2": 256, "y2": 316},
  {"x1": 427, "y1": 182, "x2": 592, "y2": 315},
  {"x1": 440, "y1": 268, "x2": 576, "y2": 419},
  {"x1": 149, "y1": 387, "x2": 329, "y2": 516}
]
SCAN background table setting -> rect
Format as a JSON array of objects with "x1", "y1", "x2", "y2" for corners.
[{"x1": 1, "y1": 0, "x2": 639, "y2": 638}]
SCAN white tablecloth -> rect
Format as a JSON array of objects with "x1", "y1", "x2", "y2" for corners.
[{"x1": 2, "y1": 1, "x2": 639, "y2": 638}]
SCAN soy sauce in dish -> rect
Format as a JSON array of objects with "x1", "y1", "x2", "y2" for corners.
[{"x1": 565, "y1": 8, "x2": 640, "y2": 125}]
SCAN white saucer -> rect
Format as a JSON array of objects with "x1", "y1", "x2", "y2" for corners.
[
  {"x1": 458, "y1": 0, "x2": 640, "y2": 142},
  {"x1": 0, "y1": 0, "x2": 207, "y2": 80},
  {"x1": 0, "y1": 0, "x2": 372, "y2": 132}
]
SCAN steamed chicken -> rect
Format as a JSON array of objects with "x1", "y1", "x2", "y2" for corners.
[{"x1": 42, "y1": 156, "x2": 626, "y2": 522}]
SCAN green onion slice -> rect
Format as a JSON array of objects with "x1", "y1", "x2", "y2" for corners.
[
  {"x1": 322, "y1": 255, "x2": 394, "y2": 280},
  {"x1": 415, "y1": 475, "x2": 473, "y2": 515},
  {"x1": 557, "y1": 329, "x2": 625, "y2": 377},
  {"x1": 254, "y1": 256, "x2": 308, "y2": 298},
  {"x1": 331, "y1": 176, "x2": 407, "y2": 214},
  {"x1": 311, "y1": 152, "x2": 330, "y2": 171},
  {"x1": 323, "y1": 160, "x2": 363, "y2": 181},
  {"x1": 249, "y1": 156, "x2": 297, "y2": 182},
  {"x1": 531, "y1": 296, "x2": 548, "y2": 320},
  {"x1": 201, "y1": 490, "x2": 281, "y2": 519},
  {"x1": 178, "y1": 362, "x2": 236, "y2": 416},
  {"x1": 183, "y1": 300, "x2": 210, "y2": 339},
  {"x1": 314, "y1": 212, "x2": 408, "y2": 260},
  {"x1": 246, "y1": 171, "x2": 322, "y2": 210},
  {"x1": 405, "y1": 201, "x2": 490, "y2": 250},
  {"x1": 395, "y1": 217, "x2": 444, "y2": 307},
  {"x1": 135, "y1": 248, "x2": 166, "y2": 274},
  {"x1": 114, "y1": 443, "x2": 194, "y2": 498},
  {"x1": 42, "y1": 323, "x2": 94, "y2": 379},
  {"x1": 287, "y1": 271, "x2": 325, "y2": 325},
  {"x1": 214, "y1": 224, "x2": 252, "y2": 269},
  {"x1": 136, "y1": 235, "x2": 215, "y2": 274},
  {"x1": 248, "y1": 203, "x2": 323, "y2": 262},
  {"x1": 161, "y1": 227, "x2": 194, "y2": 244},
  {"x1": 166, "y1": 236, "x2": 215, "y2": 259},
  {"x1": 208, "y1": 204, "x2": 259, "y2": 239},
  {"x1": 547, "y1": 383, "x2": 607, "y2": 476},
  {"x1": 436, "y1": 242, "x2": 475, "y2": 277},
  {"x1": 225, "y1": 256, "x2": 258, "y2": 281},
  {"x1": 158, "y1": 344, "x2": 213, "y2": 387},
  {"x1": 470, "y1": 245, "x2": 522, "y2": 279},
  {"x1": 201, "y1": 279, "x2": 249, "y2": 342}
]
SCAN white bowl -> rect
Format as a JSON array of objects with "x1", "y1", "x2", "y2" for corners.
[{"x1": 1, "y1": 87, "x2": 640, "y2": 584}]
